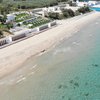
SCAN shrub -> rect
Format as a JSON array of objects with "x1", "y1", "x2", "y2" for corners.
[
  {"x1": 0, "y1": 30, "x2": 3, "y2": 38},
  {"x1": 78, "y1": 6, "x2": 91, "y2": 14},
  {"x1": 75, "y1": 10, "x2": 80, "y2": 16},
  {"x1": 62, "y1": 9, "x2": 75, "y2": 18},
  {"x1": 48, "y1": 12, "x2": 61, "y2": 19}
]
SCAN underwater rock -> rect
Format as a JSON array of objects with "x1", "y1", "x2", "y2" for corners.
[
  {"x1": 74, "y1": 76, "x2": 79, "y2": 80},
  {"x1": 92, "y1": 64, "x2": 99, "y2": 67},
  {"x1": 74, "y1": 82, "x2": 79, "y2": 87},
  {"x1": 85, "y1": 82, "x2": 88, "y2": 86},
  {"x1": 68, "y1": 97, "x2": 71, "y2": 100},
  {"x1": 58, "y1": 85, "x2": 62, "y2": 89},
  {"x1": 69, "y1": 80, "x2": 74, "y2": 84},
  {"x1": 62, "y1": 95, "x2": 65, "y2": 99},
  {"x1": 63, "y1": 85, "x2": 68, "y2": 89},
  {"x1": 84, "y1": 93, "x2": 89, "y2": 96},
  {"x1": 58, "y1": 84, "x2": 68, "y2": 89},
  {"x1": 73, "y1": 86, "x2": 76, "y2": 89}
]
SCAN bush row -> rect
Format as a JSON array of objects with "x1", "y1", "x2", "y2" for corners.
[{"x1": 48, "y1": 6, "x2": 91, "y2": 20}]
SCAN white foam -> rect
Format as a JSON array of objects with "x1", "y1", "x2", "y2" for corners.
[
  {"x1": 95, "y1": 22, "x2": 98, "y2": 25},
  {"x1": 72, "y1": 42, "x2": 80, "y2": 46},
  {"x1": 53, "y1": 47, "x2": 71, "y2": 55},
  {"x1": 31, "y1": 64, "x2": 37, "y2": 69},
  {"x1": 16, "y1": 77, "x2": 26, "y2": 84}
]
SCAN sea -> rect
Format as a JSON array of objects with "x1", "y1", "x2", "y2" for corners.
[
  {"x1": 0, "y1": 15, "x2": 100, "y2": 100},
  {"x1": 90, "y1": 4, "x2": 100, "y2": 11}
]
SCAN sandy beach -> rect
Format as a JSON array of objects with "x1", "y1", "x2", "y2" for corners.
[{"x1": 0, "y1": 11, "x2": 100, "y2": 78}]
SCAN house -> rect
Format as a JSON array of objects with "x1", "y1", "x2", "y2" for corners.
[
  {"x1": 76, "y1": 0, "x2": 88, "y2": 7},
  {"x1": 88, "y1": 1, "x2": 98, "y2": 6},
  {"x1": 6, "y1": 14, "x2": 16, "y2": 23}
]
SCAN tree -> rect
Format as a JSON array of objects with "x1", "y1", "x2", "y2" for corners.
[
  {"x1": 62, "y1": 9, "x2": 75, "y2": 18},
  {"x1": 0, "y1": 0, "x2": 3, "y2": 3},
  {"x1": 0, "y1": 30, "x2": 3, "y2": 38},
  {"x1": 0, "y1": 15, "x2": 7, "y2": 24},
  {"x1": 48, "y1": 12, "x2": 61, "y2": 19},
  {"x1": 78, "y1": 6, "x2": 90, "y2": 14}
]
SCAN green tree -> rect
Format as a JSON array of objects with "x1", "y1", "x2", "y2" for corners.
[
  {"x1": 0, "y1": 15, "x2": 7, "y2": 24},
  {"x1": 0, "y1": 30, "x2": 3, "y2": 38},
  {"x1": 0, "y1": 0, "x2": 3, "y2": 3},
  {"x1": 48, "y1": 12, "x2": 61, "y2": 19},
  {"x1": 62, "y1": 9, "x2": 75, "y2": 18}
]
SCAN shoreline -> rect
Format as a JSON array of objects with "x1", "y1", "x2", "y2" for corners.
[{"x1": 0, "y1": 11, "x2": 100, "y2": 79}]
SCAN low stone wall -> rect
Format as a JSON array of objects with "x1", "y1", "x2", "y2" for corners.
[
  {"x1": 39, "y1": 24, "x2": 49, "y2": 31},
  {"x1": 0, "y1": 38, "x2": 7, "y2": 46},
  {"x1": 12, "y1": 33, "x2": 26, "y2": 41},
  {"x1": 50, "y1": 21, "x2": 57, "y2": 26}
]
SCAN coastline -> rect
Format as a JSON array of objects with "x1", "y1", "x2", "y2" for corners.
[{"x1": 0, "y1": 11, "x2": 100, "y2": 78}]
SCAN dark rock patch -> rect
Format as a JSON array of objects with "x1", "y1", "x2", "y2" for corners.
[
  {"x1": 68, "y1": 97, "x2": 71, "y2": 100},
  {"x1": 85, "y1": 82, "x2": 88, "y2": 86},
  {"x1": 92, "y1": 64, "x2": 99, "y2": 67},
  {"x1": 74, "y1": 82, "x2": 79, "y2": 87},
  {"x1": 58, "y1": 85, "x2": 63, "y2": 89},
  {"x1": 62, "y1": 95, "x2": 65, "y2": 99},
  {"x1": 84, "y1": 93, "x2": 89, "y2": 97},
  {"x1": 58, "y1": 84, "x2": 68, "y2": 89},
  {"x1": 69, "y1": 80, "x2": 74, "y2": 84}
]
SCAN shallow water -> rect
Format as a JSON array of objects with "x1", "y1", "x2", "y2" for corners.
[{"x1": 0, "y1": 17, "x2": 100, "y2": 100}]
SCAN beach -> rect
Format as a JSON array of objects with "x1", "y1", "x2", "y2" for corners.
[{"x1": 0, "y1": 11, "x2": 100, "y2": 78}]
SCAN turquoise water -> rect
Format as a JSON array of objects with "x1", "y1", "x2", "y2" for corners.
[
  {"x1": 0, "y1": 17, "x2": 100, "y2": 100},
  {"x1": 90, "y1": 7, "x2": 100, "y2": 11}
]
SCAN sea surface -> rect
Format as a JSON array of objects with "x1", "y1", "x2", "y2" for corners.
[
  {"x1": 0, "y1": 16, "x2": 100, "y2": 100},
  {"x1": 90, "y1": 5, "x2": 100, "y2": 11}
]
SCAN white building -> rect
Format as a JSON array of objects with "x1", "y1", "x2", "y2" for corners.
[
  {"x1": 88, "y1": 1, "x2": 98, "y2": 6},
  {"x1": 76, "y1": 0, "x2": 88, "y2": 7},
  {"x1": 6, "y1": 14, "x2": 16, "y2": 23}
]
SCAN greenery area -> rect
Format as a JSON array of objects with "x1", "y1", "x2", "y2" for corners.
[
  {"x1": 48, "y1": 6, "x2": 91, "y2": 20},
  {"x1": 0, "y1": 30, "x2": 3, "y2": 38},
  {"x1": 0, "y1": 4, "x2": 18, "y2": 15},
  {"x1": 77, "y1": 6, "x2": 91, "y2": 14},
  {"x1": 0, "y1": 15, "x2": 13, "y2": 38},
  {"x1": 23, "y1": 17, "x2": 50, "y2": 28},
  {"x1": 15, "y1": 13, "x2": 32, "y2": 22},
  {"x1": 0, "y1": 0, "x2": 73, "y2": 11},
  {"x1": 0, "y1": 29, "x2": 13, "y2": 38}
]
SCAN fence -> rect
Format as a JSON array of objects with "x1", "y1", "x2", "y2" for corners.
[
  {"x1": 50, "y1": 21, "x2": 57, "y2": 27},
  {"x1": 0, "y1": 38, "x2": 7, "y2": 46},
  {"x1": 0, "y1": 21, "x2": 57, "y2": 48},
  {"x1": 39, "y1": 24, "x2": 49, "y2": 31},
  {"x1": 12, "y1": 33, "x2": 26, "y2": 41}
]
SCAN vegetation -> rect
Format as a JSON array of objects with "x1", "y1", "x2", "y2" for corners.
[
  {"x1": 15, "y1": 13, "x2": 30, "y2": 22},
  {"x1": 0, "y1": 15, "x2": 7, "y2": 24},
  {"x1": 23, "y1": 17, "x2": 50, "y2": 28},
  {"x1": 0, "y1": 29, "x2": 13, "y2": 38},
  {"x1": 48, "y1": 12, "x2": 63, "y2": 20},
  {"x1": 48, "y1": 8, "x2": 75, "y2": 19},
  {"x1": 0, "y1": 0, "x2": 72, "y2": 10},
  {"x1": 0, "y1": 30, "x2": 3, "y2": 38},
  {"x1": 77, "y1": 6, "x2": 91, "y2": 14},
  {"x1": 62, "y1": 9, "x2": 75, "y2": 18},
  {"x1": 48, "y1": 6, "x2": 91, "y2": 20}
]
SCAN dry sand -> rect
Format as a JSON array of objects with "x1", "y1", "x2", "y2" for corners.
[{"x1": 0, "y1": 11, "x2": 100, "y2": 78}]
